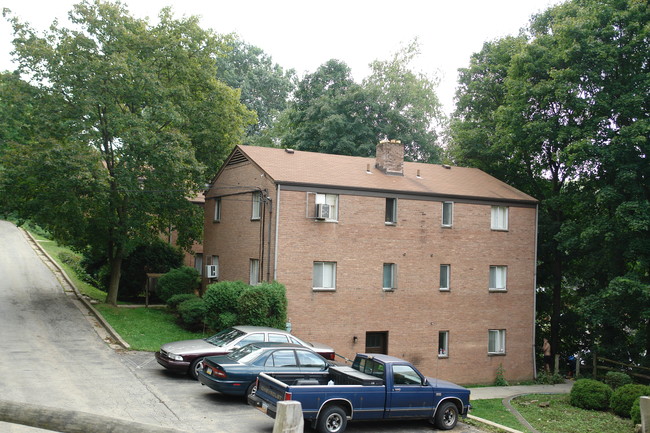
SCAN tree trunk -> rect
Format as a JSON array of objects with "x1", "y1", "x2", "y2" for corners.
[{"x1": 105, "y1": 246, "x2": 124, "y2": 306}]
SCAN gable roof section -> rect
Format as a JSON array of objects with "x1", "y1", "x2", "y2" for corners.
[{"x1": 216, "y1": 145, "x2": 536, "y2": 205}]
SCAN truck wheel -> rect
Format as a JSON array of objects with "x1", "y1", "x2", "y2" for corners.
[
  {"x1": 317, "y1": 405, "x2": 347, "y2": 433},
  {"x1": 434, "y1": 401, "x2": 458, "y2": 430}
]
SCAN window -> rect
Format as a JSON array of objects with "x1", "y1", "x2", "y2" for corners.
[
  {"x1": 237, "y1": 333, "x2": 264, "y2": 347},
  {"x1": 213, "y1": 198, "x2": 221, "y2": 222},
  {"x1": 315, "y1": 193, "x2": 338, "y2": 221},
  {"x1": 268, "y1": 333, "x2": 290, "y2": 343},
  {"x1": 488, "y1": 329, "x2": 506, "y2": 354},
  {"x1": 442, "y1": 202, "x2": 453, "y2": 227},
  {"x1": 297, "y1": 350, "x2": 328, "y2": 368},
  {"x1": 392, "y1": 365, "x2": 422, "y2": 385},
  {"x1": 212, "y1": 255, "x2": 219, "y2": 277},
  {"x1": 249, "y1": 259, "x2": 260, "y2": 285},
  {"x1": 265, "y1": 350, "x2": 297, "y2": 367},
  {"x1": 439, "y1": 264, "x2": 450, "y2": 291},
  {"x1": 252, "y1": 191, "x2": 262, "y2": 220},
  {"x1": 313, "y1": 261, "x2": 336, "y2": 291},
  {"x1": 491, "y1": 206, "x2": 508, "y2": 230},
  {"x1": 489, "y1": 265, "x2": 507, "y2": 291},
  {"x1": 383, "y1": 263, "x2": 397, "y2": 290},
  {"x1": 438, "y1": 331, "x2": 449, "y2": 357},
  {"x1": 194, "y1": 253, "x2": 203, "y2": 275},
  {"x1": 385, "y1": 198, "x2": 397, "y2": 224}
]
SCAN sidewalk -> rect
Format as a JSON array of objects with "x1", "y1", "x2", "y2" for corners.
[{"x1": 470, "y1": 380, "x2": 574, "y2": 400}]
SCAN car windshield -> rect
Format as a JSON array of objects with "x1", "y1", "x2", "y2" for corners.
[
  {"x1": 226, "y1": 344, "x2": 263, "y2": 363},
  {"x1": 205, "y1": 328, "x2": 245, "y2": 347}
]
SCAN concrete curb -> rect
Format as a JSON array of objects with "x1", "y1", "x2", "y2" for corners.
[
  {"x1": 467, "y1": 414, "x2": 524, "y2": 433},
  {"x1": 21, "y1": 228, "x2": 131, "y2": 350}
]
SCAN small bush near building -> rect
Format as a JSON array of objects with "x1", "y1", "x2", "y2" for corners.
[
  {"x1": 167, "y1": 293, "x2": 199, "y2": 311},
  {"x1": 569, "y1": 379, "x2": 613, "y2": 411},
  {"x1": 610, "y1": 384, "x2": 650, "y2": 418},
  {"x1": 535, "y1": 370, "x2": 565, "y2": 385},
  {"x1": 177, "y1": 297, "x2": 207, "y2": 331},
  {"x1": 604, "y1": 371, "x2": 633, "y2": 390},
  {"x1": 203, "y1": 281, "x2": 287, "y2": 331},
  {"x1": 156, "y1": 266, "x2": 200, "y2": 303}
]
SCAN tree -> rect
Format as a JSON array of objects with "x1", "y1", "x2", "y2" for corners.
[
  {"x1": 364, "y1": 39, "x2": 443, "y2": 162},
  {"x1": 450, "y1": 0, "x2": 649, "y2": 364},
  {"x1": 1, "y1": 1, "x2": 255, "y2": 305},
  {"x1": 280, "y1": 41, "x2": 444, "y2": 161},
  {"x1": 214, "y1": 37, "x2": 295, "y2": 141}
]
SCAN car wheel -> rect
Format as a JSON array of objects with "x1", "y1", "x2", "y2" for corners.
[
  {"x1": 246, "y1": 382, "x2": 257, "y2": 398},
  {"x1": 434, "y1": 401, "x2": 458, "y2": 430},
  {"x1": 316, "y1": 405, "x2": 347, "y2": 433},
  {"x1": 189, "y1": 357, "x2": 204, "y2": 380}
]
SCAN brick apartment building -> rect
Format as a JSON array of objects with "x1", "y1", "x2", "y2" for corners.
[{"x1": 202, "y1": 141, "x2": 538, "y2": 384}]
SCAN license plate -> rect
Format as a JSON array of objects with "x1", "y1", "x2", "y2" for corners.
[
  {"x1": 261, "y1": 402, "x2": 268, "y2": 414},
  {"x1": 205, "y1": 367, "x2": 213, "y2": 375}
]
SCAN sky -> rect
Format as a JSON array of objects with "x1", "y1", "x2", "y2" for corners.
[{"x1": 0, "y1": 0, "x2": 562, "y2": 114}]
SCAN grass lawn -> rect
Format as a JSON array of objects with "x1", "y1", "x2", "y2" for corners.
[
  {"x1": 469, "y1": 394, "x2": 634, "y2": 433},
  {"x1": 94, "y1": 304, "x2": 207, "y2": 351}
]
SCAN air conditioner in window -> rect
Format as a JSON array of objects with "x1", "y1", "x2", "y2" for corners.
[
  {"x1": 316, "y1": 203, "x2": 330, "y2": 220},
  {"x1": 206, "y1": 265, "x2": 218, "y2": 279}
]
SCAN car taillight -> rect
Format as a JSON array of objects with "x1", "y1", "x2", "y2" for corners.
[
  {"x1": 284, "y1": 391, "x2": 292, "y2": 401},
  {"x1": 325, "y1": 353, "x2": 336, "y2": 361},
  {"x1": 214, "y1": 367, "x2": 227, "y2": 378}
]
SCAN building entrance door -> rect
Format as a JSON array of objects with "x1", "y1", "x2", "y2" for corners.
[{"x1": 365, "y1": 331, "x2": 388, "y2": 354}]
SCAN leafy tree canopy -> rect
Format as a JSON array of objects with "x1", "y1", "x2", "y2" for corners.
[{"x1": 0, "y1": 0, "x2": 255, "y2": 304}]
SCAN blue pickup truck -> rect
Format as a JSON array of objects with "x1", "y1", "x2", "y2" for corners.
[{"x1": 248, "y1": 353, "x2": 470, "y2": 433}]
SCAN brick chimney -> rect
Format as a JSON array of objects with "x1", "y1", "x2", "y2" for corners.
[{"x1": 375, "y1": 139, "x2": 404, "y2": 176}]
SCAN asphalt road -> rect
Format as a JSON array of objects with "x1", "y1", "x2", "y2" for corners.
[{"x1": 0, "y1": 220, "x2": 486, "y2": 433}]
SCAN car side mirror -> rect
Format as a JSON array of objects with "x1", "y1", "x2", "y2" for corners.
[{"x1": 423, "y1": 378, "x2": 429, "y2": 386}]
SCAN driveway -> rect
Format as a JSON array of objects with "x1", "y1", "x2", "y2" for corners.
[{"x1": 0, "y1": 220, "x2": 486, "y2": 433}]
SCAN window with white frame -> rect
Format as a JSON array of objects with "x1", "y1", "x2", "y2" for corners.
[
  {"x1": 491, "y1": 206, "x2": 509, "y2": 230},
  {"x1": 385, "y1": 198, "x2": 397, "y2": 224},
  {"x1": 442, "y1": 202, "x2": 453, "y2": 227},
  {"x1": 440, "y1": 264, "x2": 450, "y2": 291},
  {"x1": 315, "y1": 193, "x2": 339, "y2": 221},
  {"x1": 488, "y1": 329, "x2": 506, "y2": 354},
  {"x1": 489, "y1": 265, "x2": 507, "y2": 291},
  {"x1": 313, "y1": 261, "x2": 336, "y2": 291},
  {"x1": 438, "y1": 331, "x2": 449, "y2": 357},
  {"x1": 249, "y1": 259, "x2": 260, "y2": 285},
  {"x1": 213, "y1": 198, "x2": 221, "y2": 222},
  {"x1": 212, "y1": 255, "x2": 219, "y2": 277},
  {"x1": 252, "y1": 191, "x2": 262, "y2": 220},
  {"x1": 383, "y1": 263, "x2": 397, "y2": 290}
]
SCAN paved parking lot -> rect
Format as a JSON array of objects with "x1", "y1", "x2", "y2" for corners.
[{"x1": 0, "y1": 221, "x2": 485, "y2": 433}]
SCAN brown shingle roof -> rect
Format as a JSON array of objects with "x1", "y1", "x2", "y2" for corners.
[{"x1": 227, "y1": 145, "x2": 536, "y2": 204}]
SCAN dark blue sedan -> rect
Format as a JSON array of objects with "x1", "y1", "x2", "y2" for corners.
[{"x1": 198, "y1": 342, "x2": 331, "y2": 397}]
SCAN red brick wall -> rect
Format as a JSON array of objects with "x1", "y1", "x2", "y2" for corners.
[{"x1": 204, "y1": 167, "x2": 537, "y2": 384}]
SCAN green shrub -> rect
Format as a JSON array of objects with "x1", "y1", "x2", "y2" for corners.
[
  {"x1": 631, "y1": 397, "x2": 644, "y2": 425},
  {"x1": 603, "y1": 371, "x2": 632, "y2": 390},
  {"x1": 58, "y1": 251, "x2": 99, "y2": 286},
  {"x1": 167, "y1": 293, "x2": 199, "y2": 311},
  {"x1": 177, "y1": 297, "x2": 207, "y2": 331},
  {"x1": 535, "y1": 371, "x2": 565, "y2": 385},
  {"x1": 156, "y1": 266, "x2": 200, "y2": 303},
  {"x1": 237, "y1": 285, "x2": 272, "y2": 326},
  {"x1": 203, "y1": 281, "x2": 249, "y2": 330},
  {"x1": 569, "y1": 379, "x2": 612, "y2": 411},
  {"x1": 610, "y1": 384, "x2": 649, "y2": 418},
  {"x1": 261, "y1": 282, "x2": 287, "y2": 329},
  {"x1": 494, "y1": 363, "x2": 509, "y2": 386}
]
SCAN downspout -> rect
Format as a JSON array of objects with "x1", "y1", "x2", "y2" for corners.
[
  {"x1": 273, "y1": 185, "x2": 281, "y2": 281},
  {"x1": 266, "y1": 193, "x2": 273, "y2": 282},
  {"x1": 533, "y1": 203, "x2": 539, "y2": 379}
]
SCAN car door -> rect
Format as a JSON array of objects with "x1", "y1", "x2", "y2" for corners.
[
  {"x1": 234, "y1": 333, "x2": 265, "y2": 349},
  {"x1": 386, "y1": 364, "x2": 435, "y2": 418}
]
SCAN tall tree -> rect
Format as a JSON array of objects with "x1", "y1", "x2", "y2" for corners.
[
  {"x1": 281, "y1": 41, "x2": 444, "y2": 161},
  {"x1": 1, "y1": 1, "x2": 255, "y2": 305},
  {"x1": 450, "y1": 0, "x2": 649, "y2": 364},
  {"x1": 214, "y1": 37, "x2": 295, "y2": 141}
]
